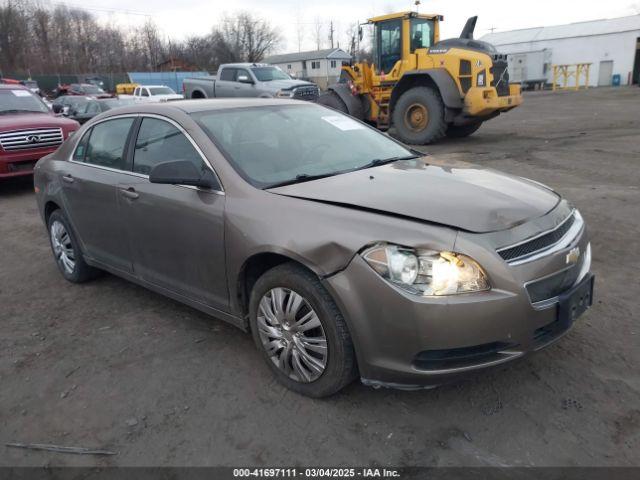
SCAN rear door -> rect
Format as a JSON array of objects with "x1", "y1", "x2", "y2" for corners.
[
  {"x1": 214, "y1": 68, "x2": 238, "y2": 97},
  {"x1": 118, "y1": 115, "x2": 228, "y2": 309},
  {"x1": 59, "y1": 116, "x2": 137, "y2": 273}
]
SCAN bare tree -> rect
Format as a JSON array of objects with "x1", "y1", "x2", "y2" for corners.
[
  {"x1": 313, "y1": 16, "x2": 323, "y2": 51},
  {"x1": 0, "y1": 1, "x2": 279, "y2": 78}
]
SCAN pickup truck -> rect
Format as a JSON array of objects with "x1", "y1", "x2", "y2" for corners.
[
  {"x1": 120, "y1": 85, "x2": 183, "y2": 103},
  {"x1": 183, "y1": 63, "x2": 319, "y2": 101},
  {"x1": 0, "y1": 84, "x2": 79, "y2": 179}
]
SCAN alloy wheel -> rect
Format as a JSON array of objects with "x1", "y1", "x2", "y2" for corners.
[
  {"x1": 50, "y1": 220, "x2": 76, "y2": 274},
  {"x1": 257, "y1": 287, "x2": 328, "y2": 383}
]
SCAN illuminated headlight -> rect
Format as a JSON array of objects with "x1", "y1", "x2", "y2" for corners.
[
  {"x1": 362, "y1": 244, "x2": 490, "y2": 296},
  {"x1": 276, "y1": 89, "x2": 294, "y2": 98},
  {"x1": 477, "y1": 71, "x2": 486, "y2": 87}
]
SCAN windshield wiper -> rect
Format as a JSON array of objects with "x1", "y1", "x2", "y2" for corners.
[
  {"x1": 0, "y1": 109, "x2": 42, "y2": 115},
  {"x1": 356, "y1": 154, "x2": 420, "y2": 171},
  {"x1": 265, "y1": 172, "x2": 338, "y2": 189}
]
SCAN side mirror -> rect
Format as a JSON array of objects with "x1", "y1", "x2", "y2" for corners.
[
  {"x1": 149, "y1": 160, "x2": 220, "y2": 190},
  {"x1": 52, "y1": 103, "x2": 63, "y2": 114},
  {"x1": 237, "y1": 74, "x2": 253, "y2": 84},
  {"x1": 358, "y1": 26, "x2": 363, "y2": 42}
]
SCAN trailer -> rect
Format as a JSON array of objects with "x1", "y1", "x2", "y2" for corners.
[{"x1": 506, "y1": 49, "x2": 552, "y2": 90}]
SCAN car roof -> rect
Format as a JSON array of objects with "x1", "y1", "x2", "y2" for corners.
[
  {"x1": 100, "y1": 98, "x2": 313, "y2": 117},
  {"x1": 139, "y1": 85, "x2": 171, "y2": 88}
]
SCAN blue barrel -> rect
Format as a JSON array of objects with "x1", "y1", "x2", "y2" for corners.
[{"x1": 612, "y1": 74, "x2": 621, "y2": 87}]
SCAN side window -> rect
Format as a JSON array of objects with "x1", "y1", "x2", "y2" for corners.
[
  {"x1": 410, "y1": 19, "x2": 434, "y2": 52},
  {"x1": 133, "y1": 118, "x2": 206, "y2": 176},
  {"x1": 141, "y1": 88, "x2": 149, "y2": 97},
  {"x1": 134, "y1": 87, "x2": 139, "y2": 96},
  {"x1": 236, "y1": 69, "x2": 250, "y2": 81},
  {"x1": 219, "y1": 68, "x2": 236, "y2": 81},
  {"x1": 73, "y1": 129, "x2": 91, "y2": 161},
  {"x1": 84, "y1": 118, "x2": 134, "y2": 170}
]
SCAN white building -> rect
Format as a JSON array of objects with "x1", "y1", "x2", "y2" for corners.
[
  {"x1": 481, "y1": 15, "x2": 640, "y2": 87},
  {"x1": 263, "y1": 48, "x2": 352, "y2": 90}
]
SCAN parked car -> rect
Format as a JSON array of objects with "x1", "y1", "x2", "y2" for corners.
[
  {"x1": 52, "y1": 95, "x2": 92, "y2": 116},
  {"x1": 56, "y1": 83, "x2": 112, "y2": 99},
  {"x1": 64, "y1": 98, "x2": 136, "y2": 124},
  {"x1": 34, "y1": 99, "x2": 593, "y2": 397},
  {"x1": 0, "y1": 84, "x2": 79, "y2": 179},
  {"x1": 120, "y1": 85, "x2": 183, "y2": 102},
  {"x1": 183, "y1": 63, "x2": 319, "y2": 101}
]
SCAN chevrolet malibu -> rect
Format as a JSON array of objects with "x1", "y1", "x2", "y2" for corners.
[{"x1": 34, "y1": 99, "x2": 594, "y2": 397}]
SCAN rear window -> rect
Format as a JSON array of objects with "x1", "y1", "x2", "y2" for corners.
[{"x1": 81, "y1": 118, "x2": 134, "y2": 170}]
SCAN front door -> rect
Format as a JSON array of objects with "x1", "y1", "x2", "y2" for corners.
[
  {"x1": 119, "y1": 116, "x2": 228, "y2": 309},
  {"x1": 60, "y1": 116, "x2": 136, "y2": 273}
]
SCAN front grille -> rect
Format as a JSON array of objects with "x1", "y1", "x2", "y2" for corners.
[
  {"x1": 498, "y1": 213, "x2": 576, "y2": 262},
  {"x1": 459, "y1": 60, "x2": 472, "y2": 76},
  {"x1": 292, "y1": 86, "x2": 319, "y2": 102},
  {"x1": 414, "y1": 341, "x2": 518, "y2": 371},
  {"x1": 526, "y1": 264, "x2": 583, "y2": 304},
  {"x1": 491, "y1": 56, "x2": 510, "y2": 97},
  {"x1": 0, "y1": 128, "x2": 64, "y2": 151}
]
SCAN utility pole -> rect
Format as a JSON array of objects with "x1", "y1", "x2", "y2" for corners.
[
  {"x1": 488, "y1": 26, "x2": 497, "y2": 33},
  {"x1": 329, "y1": 21, "x2": 335, "y2": 49}
]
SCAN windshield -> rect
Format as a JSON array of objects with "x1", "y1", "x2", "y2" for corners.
[
  {"x1": 149, "y1": 87, "x2": 176, "y2": 95},
  {"x1": 81, "y1": 85, "x2": 105, "y2": 94},
  {"x1": 102, "y1": 98, "x2": 135, "y2": 109},
  {"x1": 193, "y1": 104, "x2": 412, "y2": 188},
  {"x1": 251, "y1": 67, "x2": 291, "y2": 82},
  {"x1": 0, "y1": 89, "x2": 49, "y2": 114}
]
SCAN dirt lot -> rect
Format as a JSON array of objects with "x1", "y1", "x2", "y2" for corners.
[{"x1": 1, "y1": 87, "x2": 639, "y2": 468}]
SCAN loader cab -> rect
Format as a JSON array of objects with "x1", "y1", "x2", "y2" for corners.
[{"x1": 369, "y1": 12, "x2": 440, "y2": 75}]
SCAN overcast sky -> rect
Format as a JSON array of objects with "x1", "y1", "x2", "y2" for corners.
[{"x1": 77, "y1": 0, "x2": 640, "y2": 52}]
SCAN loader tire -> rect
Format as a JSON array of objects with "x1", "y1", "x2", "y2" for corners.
[
  {"x1": 392, "y1": 86, "x2": 446, "y2": 145},
  {"x1": 317, "y1": 91, "x2": 348, "y2": 114},
  {"x1": 446, "y1": 122, "x2": 483, "y2": 138}
]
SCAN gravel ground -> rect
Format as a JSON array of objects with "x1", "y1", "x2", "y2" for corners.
[{"x1": 1, "y1": 87, "x2": 639, "y2": 467}]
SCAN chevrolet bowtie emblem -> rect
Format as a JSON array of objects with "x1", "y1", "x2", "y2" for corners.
[{"x1": 566, "y1": 247, "x2": 580, "y2": 265}]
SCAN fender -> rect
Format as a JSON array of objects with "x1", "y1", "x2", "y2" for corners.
[
  {"x1": 391, "y1": 69, "x2": 464, "y2": 111},
  {"x1": 326, "y1": 83, "x2": 366, "y2": 120}
]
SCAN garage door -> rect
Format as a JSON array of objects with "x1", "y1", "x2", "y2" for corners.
[{"x1": 598, "y1": 61, "x2": 613, "y2": 87}]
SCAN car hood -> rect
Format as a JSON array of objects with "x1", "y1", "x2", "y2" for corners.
[
  {"x1": 155, "y1": 94, "x2": 184, "y2": 101},
  {"x1": 0, "y1": 112, "x2": 78, "y2": 132},
  {"x1": 267, "y1": 80, "x2": 317, "y2": 91},
  {"x1": 267, "y1": 156, "x2": 560, "y2": 233}
]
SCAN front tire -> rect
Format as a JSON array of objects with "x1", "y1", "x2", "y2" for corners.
[
  {"x1": 249, "y1": 263, "x2": 357, "y2": 397},
  {"x1": 47, "y1": 210, "x2": 100, "y2": 283},
  {"x1": 392, "y1": 86, "x2": 446, "y2": 145},
  {"x1": 446, "y1": 122, "x2": 483, "y2": 138}
]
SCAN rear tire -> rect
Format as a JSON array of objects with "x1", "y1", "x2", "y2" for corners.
[
  {"x1": 249, "y1": 263, "x2": 358, "y2": 397},
  {"x1": 47, "y1": 210, "x2": 101, "y2": 283},
  {"x1": 446, "y1": 122, "x2": 483, "y2": 138},
  {"x1": 317, "y1": 91, "x2": 348, "y2": 114},
  {"x1": 392, "y1": 86, "x2": 446, "y2": 145}
]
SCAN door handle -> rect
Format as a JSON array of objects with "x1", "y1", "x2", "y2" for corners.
[
  {"x1": 62, "y1": 174, "x2": 74, "y2": 183},
  {"x1": 119, "y1": 187, "x2": 139, "y2": 200}
]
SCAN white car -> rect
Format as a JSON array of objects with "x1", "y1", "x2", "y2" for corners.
[{"x1": 121, "y1": 85, "x2": 183, "y2": 103}]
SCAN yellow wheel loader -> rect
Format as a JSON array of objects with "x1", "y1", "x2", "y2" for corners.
[{"x1": 318, "y1": 12, "x2": 523, "y2": 144}]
